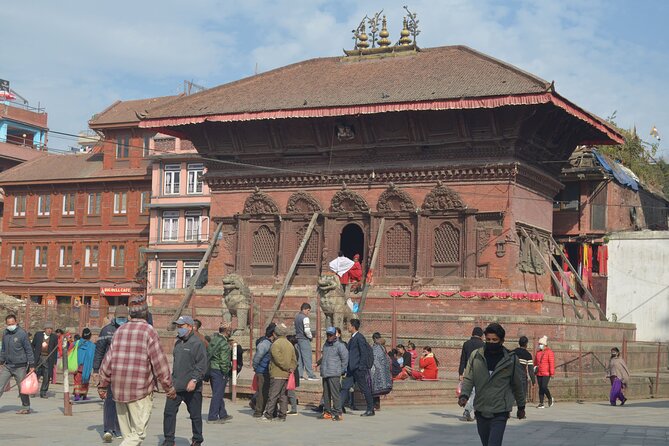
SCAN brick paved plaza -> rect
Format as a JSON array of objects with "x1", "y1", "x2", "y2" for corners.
[{"x1": 1, "y1": 389, "x2": 667, "y2": 445}]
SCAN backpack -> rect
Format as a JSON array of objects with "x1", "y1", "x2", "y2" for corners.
[
  {"x1": 231, "y1": 344, "x2": 244, "y2": 374},
  {"x1": 362, "y1": 339, "x2": 374, "y2": 369},
  {"x1": 67, "y1": 340, "x2": 79, "y2": 373}
]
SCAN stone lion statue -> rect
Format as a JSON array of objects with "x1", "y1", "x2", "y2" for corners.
[
  {"x1": 222, "y1": 273, "x2": 251, "y2": 332},
  {"x1": 317, "y1": 272, "x2": 354, "y2": 329}
]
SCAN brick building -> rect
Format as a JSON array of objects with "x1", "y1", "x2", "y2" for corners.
[{"x1": 0, "y1": 96, "x2": 180, "y2": 323}]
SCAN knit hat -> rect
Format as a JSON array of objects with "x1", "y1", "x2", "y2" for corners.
[
  {"x1": 129, "y1": 294, "x2": 149, "y2": 317},
  {"x1": 44, "y1": 321, "x2": 53, "y2": 329},
  {"x1": 538, "y1": 335, "x2": 548, "y2": 345},
  {"x1": 114, "y1": 305, "x2": 129, "y2": 318},
  {"x1": 274, "y1": 323, "x2": 289, "y2": 337},
  {"x1": 220, "y1": 321, "x2": 232, "y2": 331}
]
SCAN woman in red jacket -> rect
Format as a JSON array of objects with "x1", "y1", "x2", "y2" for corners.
[
  {"x1": 534, "y1": 335, "x2": 555, "y2": 408},
  {"x1": 411, "y1": 346, "x2": 439, "y2": 380}
]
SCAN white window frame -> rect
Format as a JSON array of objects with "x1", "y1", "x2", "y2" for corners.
[
  {"x1": 164, "y1": 164, "x2": 181, "y2": 195},
  {"x1": 162, "y1": 211, "x2": 179, "y2": 241},
  {"x1": 37, "y1": 195, "x2": 51, "y2": 216},
  {"x1": 187, "y1": 163, "x2": 204, "y2": 195},
  {"x1": 87, "y1": 192, "x2": 101, "y2": 215},
  {"x1": 14, "y1": 195, "x2": 26, "y2": 217},
  {"x1": 11, "y1": 246, "x2": 24, "y2": 267},
  {"x1": 185, "y1": 211, "x2": 202, "y2": 242},
  {"x1": 183, "y1": 261, "x2": 200, "y2": 288},
  {"x1": 84, "y1": 245, "x2": 99, "y2": 268},
  {"x1": 62, "y1": 193, "x2": 75, "y2": 216},
  {"x1": 111, "y1": 245, "x2": 125, "y2": 268},
  {"x1": 59, "y1": 246, "x2": 73, "y2": 268},
  {"x1": 160, "y1": 260, "x2": 178, "y2": 289},
  {"x1": 113, "y1": 192, "x2": 127, "y2": 215},
  {"x1": 34, "y1": 246, "x2": 48, "y2": 268}
]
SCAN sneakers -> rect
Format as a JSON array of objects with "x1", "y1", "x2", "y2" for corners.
[
  {"x1": 114, "y1": 432, "x2": 123, "y2": 439},
  {"x1": 620, "y1": 397, "x2": 627, "y2": 406},
  {"x1": 332, "y1": 415, "x2": 342, "y2": 421},
  {"x1": 287, "y1": 410, "x2": 298, "y2": 416},
  {"x1": 102, "y1": 432, "x2": 113, "y2": 443},
  {"x1": 318, "y1": 412, "x2": 333, "y2": 420},
  {"x1": 252, "y1": 413, "x2": 264, "y2": 418},
  {"x1": 306, "y1": 377, "x2": 319, "y2": 381},
  {"x1": 460, "y1": 410, "x2": 474, "y2": 422},
  {"x1": 536, "y1": 403, "x2": 545, "y2": 409},
  {"x1": 548, "y1": 397, "x2": 555, "y2": 407},
  {"x1": 260, "y1": 415, "x2": 273, "y2": 422}
]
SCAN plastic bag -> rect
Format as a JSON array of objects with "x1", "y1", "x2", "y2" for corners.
[
  {"x1": 286, "y1": 372, "x2": 296, "y2": 391},
  {"x1": 456, "y1": 381, "x2": 463, "y2": 397},
  {"x1": 251, "y1": 374, "x2": 258, "y2": 392},
  {"x1": 67, "y1": 341, "x2": 79, "y2": 373},
  {"x1": 20, "y1": 371, "x2": 39, "y2": 395}
]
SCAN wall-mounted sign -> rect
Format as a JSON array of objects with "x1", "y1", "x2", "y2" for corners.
[{"x1": 100, "y1": 287, "x2": 132, "y2": 296}]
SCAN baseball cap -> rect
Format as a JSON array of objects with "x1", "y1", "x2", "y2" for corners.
[
  {"x1": 175, "y1": 315, "x2": 194, "y2": 326},
  {"x1": 326, "y1": 326, "x2": 336, "y2": 335}
]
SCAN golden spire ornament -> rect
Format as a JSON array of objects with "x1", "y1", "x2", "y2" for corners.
[
  {"x1": 399, "y1": 18, "x2": 412, "y2": 45},
  {"x1": 378, "y1": 16, "x2": 391, "y2": 47},
  {"x1": 357, "y1": 24, "x2": 369, "y2": 49}
]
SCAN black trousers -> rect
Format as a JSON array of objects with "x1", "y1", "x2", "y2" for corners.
[
  {"x1": 475, "y1": 413, "x2": 509, "y2": 446},
  {"x1": 537, "y1": 376, "x2": 552, "y2": 404},
  {"x1": 340, "y1": 369, "x2": 373, "y2": 412},
  {"x1": 36, "y1": 361, "x2": 52, "y2": 395},
  {"x1": 253, "y1": 373, "x2": 270, "y2": 416},
  {"x1": 163, "y1": 391, "x2": 203, "y2": 444}
]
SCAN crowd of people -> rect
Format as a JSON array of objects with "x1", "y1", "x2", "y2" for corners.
[{"x1": 1, "y1": 300, "x2": 634, "y2": 446}]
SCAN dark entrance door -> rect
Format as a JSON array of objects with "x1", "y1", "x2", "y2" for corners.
[{"x1": 340, "y1": 223, "x2": 364, "y2": 260}]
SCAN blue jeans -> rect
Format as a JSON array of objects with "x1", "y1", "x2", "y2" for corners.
[
  {"x1": 475, "y1": 412, "x2": 508, "y2": 446},
  {"x1": 297, "y1": 339, "x2": 315, "y2": 378},
  {"x1": 103, "y1": 384, "x2": 121, "y2": 434},
  {"x1": 207, "y1": 369, "x2": 229, "y2": 421}
]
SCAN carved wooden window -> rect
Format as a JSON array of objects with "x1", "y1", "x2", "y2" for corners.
[
  {"x1": 434, "y1": 222, "x2": 460, "y2": 263},
  {"x1": 297, "y1": 225, "x2": 319, "y2": 265},
  {"x1": 386, "y1": 223, "x2": 411, "y2": 264},
  {"x1": 252, "y1": 225, "x2": 275, "y2": 265}
]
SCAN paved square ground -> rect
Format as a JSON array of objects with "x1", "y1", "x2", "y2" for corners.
[{"x1": 0, "y1": 389, "x2": 667, "y2": 445}]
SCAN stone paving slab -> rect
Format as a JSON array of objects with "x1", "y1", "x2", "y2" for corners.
[{"x1": 0, "y1": 389, "x2": 667, "y2": 446}]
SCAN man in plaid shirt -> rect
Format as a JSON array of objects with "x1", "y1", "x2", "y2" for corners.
[{"x1": 99, "y1": 295, "x2": 176, "y2": 446}]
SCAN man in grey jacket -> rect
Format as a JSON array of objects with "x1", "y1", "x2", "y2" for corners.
[
  {"x1": 162, "y1": 316, "x2": 208, "y2": 446},
  {"x1": 0, "y1": 314, "x2": 35, "y2": 414},
  {"x1": 319, "y1": 326, "x2": 348, "y2": 421}
]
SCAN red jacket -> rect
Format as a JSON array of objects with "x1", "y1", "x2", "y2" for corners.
[
  {"x1": 418, "y1": 354, "x2": 439, "y2": 380},
  {"x1": 535, "y1": 347, "x2": 555, "y2": 377}
]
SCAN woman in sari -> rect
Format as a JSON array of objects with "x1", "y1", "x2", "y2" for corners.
[{"x1": 73, "y1": 328, "x2": 95, "y2": 401}]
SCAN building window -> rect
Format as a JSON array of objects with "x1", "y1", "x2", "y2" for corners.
[
  {"x1": 183, "y1": 261, "x2": 200, "y2": 287},
  {"x1": 111, "y1": 245, "x2": 125, "y2": 268},
  {"x1": 143, "y1": 136, "x2": 152, "y2": 157},
  {"x1": 88, "y1": 192, "x2": 102, "y2": 215},
  {"x1": 164, "y1": 164, "x2": 180, "y2": 195},
  {"x1": 160, "y1": 260, "x2": 177, "y2": 289},
  {"x1": 554, "y1": 182, "x2": 580, "y2": 211},
  {"x1": 37, "y1": 195, "x2": 51, "y2": 216},
  {"x1": 116, "y1": 135, "x2": 130, "y2": 159},
  {"x1": 113, "y1": 192, "x2": 127, "y2": 214},
  {"x1": 34, "y1": 246, "x2": 48, "y2": 268},
  {"x1": 140, "y1": 191, "x2": 150, "y2": 214},
  {"x1": 84, "y1": 245, "x2": 99, "y2": 268},
  {"x1": 11, "y1": 246, "x2": 24, "y2": 267},
  {"x1": 187, "y1": 163, "x2": 204, "y2": 194},
  {"x1": 13, "y1": 195, "x2": 26, "y2": 216},
  {"x1": 185, "y1": 211, "x2": 202, "y2": 241},
  {"x1": 59, "y1": 246, "x2": 73, "y2": 268},
  {"x1": 62, "y1": 193, "x2": 76, "y2": 216},
  {"x1": 162, "y1": 211, "x2": 179, "y2": 241}
]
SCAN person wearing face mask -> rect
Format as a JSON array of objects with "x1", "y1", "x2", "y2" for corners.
[
  {"x1": 458, "y1": 323, "x2": 525, "y2": 446},
  {"x1": 606, "y1": 347, "x2": 630, "y2": 406},
  {"x1": 93, "y1": 305, "x2": 129, "y2": 442},
  {"x1": 534, "y1": 335, "x2": 555, "y2": 409},
  {"x1": 0, "y1": 314, "x2": 35, "y2": 414},
  {"x1": 162, "y1": 315, "x2": 208, "y2": 446}
]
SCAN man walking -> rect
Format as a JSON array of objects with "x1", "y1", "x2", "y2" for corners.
[
  {"x1": 98, "y1": 296, "x2": 176, "y2": 446},
  {"x1": 459, "y1": 323, "x2": 526, "y2": 446},
  {"x1": 294, "y1": 303, "x2": 317, "y2": 380},
  {"x1": 340, "y1": 319, "x2": 375, "y2": 417},
  {"x1": 31, "y1": 320, "x2": 58, "y2": 398},
  {"x1": 261, "y1": 323, "x2": 297, "y2": 422},
  {"x1": 459, "y1": 326, "x2": 484, "y2": 421},
  {"x1": 0, "y1": 314, "x2": 35, "y2": 414},
  {"x1": 250, "y1": 323, "x2": 275, "y2": 417},
  {"x1": 319, "y1": 326, "x2": 348, "y2": 421},
  {"x1": 207, "y1": 322, "x2": 233, "y2": 424},
  {"x1": 162, "y1": 316, "x2": 208, "y2": 446},
  {"x1": 93, "y1": 305, "x2": 129, "y2": 442},
  {"x1": 513, "y1": 336, "x2": 535, "y2": 403}
]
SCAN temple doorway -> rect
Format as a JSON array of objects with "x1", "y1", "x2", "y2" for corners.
[{"x1": 340, "y1": 223, "x2": 365, "y2": 261}]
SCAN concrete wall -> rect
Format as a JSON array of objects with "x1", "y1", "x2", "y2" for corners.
[{"x1": 607, "y1": 230, "x2": 669, "y2": 341}]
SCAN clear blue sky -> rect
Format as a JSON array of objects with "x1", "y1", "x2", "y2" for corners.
[{"x1": 2, "y1": 0, "x2": 667, "y2": 157}]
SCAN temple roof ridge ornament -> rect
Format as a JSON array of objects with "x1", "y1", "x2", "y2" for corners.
[
  {"x1": 243, "y1": 187, "x2": 279, "y2": 215},
  {"x1": 344, "y1": 7, "x2": 420, "y2": 57},
  {"x1": 377, "y1": 182, "x2": 417, "y2": 212},
  {"x1": 422, "y1": 181, "x2": 466, "y2": 211}
]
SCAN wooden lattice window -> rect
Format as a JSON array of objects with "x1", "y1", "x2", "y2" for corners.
[
  {"x1": 386, "y1": 223, "x2": 411, "y2": 264},
  {"x1": 434, "y1": 222, "x2": 460, "y2": 263},
  {"x1": 252, "y1": 225, "x2": 275, "y2": 265},
  {"x1": 297, "y1": 225, "x2": 318, "y2": 264}
]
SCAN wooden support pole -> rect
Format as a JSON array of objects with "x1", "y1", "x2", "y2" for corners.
[{"x1": 358, "y1": 217, "x2": 385, "y2": 316}]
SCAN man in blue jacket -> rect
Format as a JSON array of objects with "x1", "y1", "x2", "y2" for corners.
[
  {"x1": 251, "y1": 323, "x2": 276, "y2": 417},
  {"x1": 0, "y1": 314, "x2": 35, "y2": 414},
  {"x1": 340, "y1": 319, "x2": 375, "y2": 416}
]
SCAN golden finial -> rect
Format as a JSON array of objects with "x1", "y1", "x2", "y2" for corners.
[
  {"x1": 378, "y1": 16, "x2": 391, "y2": 47},
  {"x1": 358, "y1": 24, "x2": 369, "y2": 49},
  {"x1": 399, "y1": 18, "x2": 412, "y2": 45}
]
